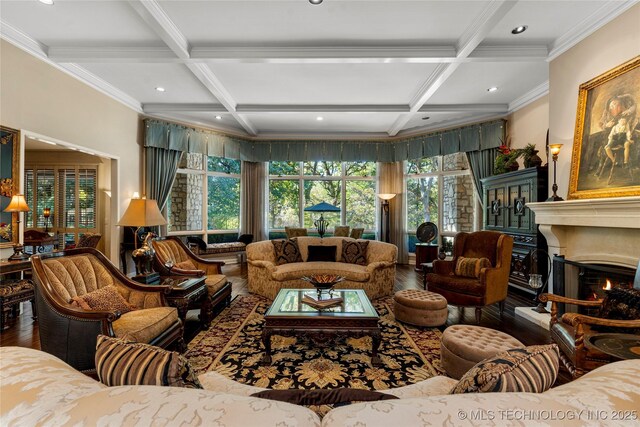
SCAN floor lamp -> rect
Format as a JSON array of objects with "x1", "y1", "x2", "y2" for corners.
[{"x1": 378, "y1": 194, "x2": 396, "y2": 243}]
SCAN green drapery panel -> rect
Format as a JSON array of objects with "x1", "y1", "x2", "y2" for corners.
[
  {"x1": 144, "y1": 118, "x2": 505, "y2": 162},
  {"x1": 466, "y1": 148, "x2": 498, "y2": 202},
  {"x1": 145, "y1": 147, "x2": 183, "y2": 211}
]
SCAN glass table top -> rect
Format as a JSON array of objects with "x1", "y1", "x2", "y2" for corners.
[{"x1": 266, "y1": 289, "x2": 378, "y2": 318}]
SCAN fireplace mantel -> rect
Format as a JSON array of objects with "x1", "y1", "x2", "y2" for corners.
[{"x1": 516, "y1": 196, "x2": 640, "y2": 329}]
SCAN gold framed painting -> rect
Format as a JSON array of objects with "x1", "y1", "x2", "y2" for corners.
[
  {"x1": 568, "y1": 56, "x2": 640, "y2": 199},
  {"x1": 1, "y1": 125, "x2": 21, "y2": 248}
]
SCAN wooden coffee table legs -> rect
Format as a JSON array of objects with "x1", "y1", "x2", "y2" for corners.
[{"x1": 261, "y1": 327, "x2": 382, "y2": 366}]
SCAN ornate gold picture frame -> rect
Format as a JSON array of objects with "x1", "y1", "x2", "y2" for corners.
[
  {"x1": 568, "y1": 56, "x2": 640, "y2": 199},
  {"x1": 0, "y1": 125, "x2": 21, "y2": 248}
]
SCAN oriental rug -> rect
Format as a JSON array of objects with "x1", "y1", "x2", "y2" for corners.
[{"x1": 185, "y1": 294, "x2": 444, "y2": 391}]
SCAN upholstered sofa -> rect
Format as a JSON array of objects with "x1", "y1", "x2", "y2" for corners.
[
  {"x1": 247, "y1": 237, "x2": 397, "y2": 300},
  {"x1": 2, "y1": 346, "x2": 639, "y2": 426}
]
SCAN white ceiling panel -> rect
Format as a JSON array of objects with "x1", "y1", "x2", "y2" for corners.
[
  {"x1": 0, "y1": 0, "x2": 161, "y2": 45},
  {"x1": 427, "y1": 62, "x2": 549, "y2": 105},
  {"x1": 208, "y1": 63, "x2": 438, "y2": 104},
  {"x1": 81, "y1": 63, "x2": 219, "y2": 104},
  {"x1": 483, "y1": 1, "x2": 609, "y2": 45},
  {"x1": 247, "y1": 112, "x2": 400, "y2": 134},
  {"x1": 160, "y1": 0, "x2": 489, "y2": 45}
]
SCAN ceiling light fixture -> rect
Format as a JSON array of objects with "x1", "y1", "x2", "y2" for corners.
[
  {"x1": 316, "y1": 116, "x2": 324, "y2": 121},
  {"x1": 511, "y1": 25, "x2": 528, "y2": 34},
  {"x1": 38, "y1": 0, "x2": 54, "y2": 5},
  {"x1": 309, "y1": 0, "x2": 323, "y2": 4},
  {"x1": 215, "y1": 115, "x2": 222, "y2": 120},
  {"x1": 155, "y1": 87, "x2": 166, "y2": 92},
  {"x1": 487, "y1": 87, "x2": 498, "y2": 92}
]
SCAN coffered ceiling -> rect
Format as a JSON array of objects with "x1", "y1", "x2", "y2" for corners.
[{"x1": 1, "y1": 0, "x2": 635, "y2": 139}]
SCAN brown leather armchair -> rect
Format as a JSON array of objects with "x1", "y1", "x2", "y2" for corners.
[
  {"x1": 31, "y1": 248, "x2": 184, "y2": 373},
  {"x1": 151, "y1": 236, "x2": 232, "y2": 326},
  {"x1": 539, "y1": 292, "x2": 640, "y2": 379},
  {"x1": 425, "y1": 231, "x2": 513, "y2": 323}
]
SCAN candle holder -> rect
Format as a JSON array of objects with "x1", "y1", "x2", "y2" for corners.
[{"x1": 525, "y1": 249, "x2": 551, "y2": 313}]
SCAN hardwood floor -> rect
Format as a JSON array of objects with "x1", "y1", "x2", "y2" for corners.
[{"x1": 1, "y1": 263, "x2": 551, "y2": 349}]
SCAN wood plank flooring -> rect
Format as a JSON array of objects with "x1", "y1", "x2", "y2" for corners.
[{"x1": 1, "y1": 264, "x2": 551, "y2": 348}]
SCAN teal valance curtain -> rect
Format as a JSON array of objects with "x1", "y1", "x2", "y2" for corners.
[
  {"x1": 144, "y1": 119, "x2": 505, "y2": 163},
  {"x1": 145, "y1": 147, "x2": 182, "y2": 211}
]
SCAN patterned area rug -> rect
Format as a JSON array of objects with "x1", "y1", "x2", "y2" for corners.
[{"x1": 186, "y1": 294, "x2": 444, "y2": 390}]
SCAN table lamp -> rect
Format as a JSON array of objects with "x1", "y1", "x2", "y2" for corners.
[
  {"x1": 378, "y1": 193, "x2": 396, "y2": 243},
  {"x1": 3, "y1": 194, "x2": 31, "y2": 260},
  {"x1": 117, "y1": 196, "x2": 167, "y2": 282},
  {"x1": 43, "y1": 207, "x2": 51, "y2": 233},
  {"x1": 304, "y1": 201, "x2": 340, "y2": 238}
]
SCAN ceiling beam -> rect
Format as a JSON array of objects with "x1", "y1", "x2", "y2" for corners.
[
  {"x1": 46, "y1": 44, "x2": 551, "y2": 64},
  {"x1": 387, "y1": 0, "x2": 518, "y2": 136},
  {"x1": 127, "y1": 0, "x2": 257, "y2": 136},
  {"x1": 236, "y1": 104, "x2": 409, "y2": 113},
  {"x1": 419, "y1": 104, "x2": 509, "y2": 113}
]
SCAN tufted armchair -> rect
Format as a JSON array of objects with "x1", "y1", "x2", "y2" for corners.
[
  {"x1": 31, "y1": 248, "x2": 184, "y2": 373},
  {"x1": 151, "y1": 237, "x2": 232, "y2": 324},
  {"x1": 426, "y1": 231, "x2": 513, "y2": 324}
]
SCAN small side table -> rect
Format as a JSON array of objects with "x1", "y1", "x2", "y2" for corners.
[
  {"x1": 587, "y1": 333, "x2": 640, "y2": 360},
  {"x1": 415, "y1": 243, "x2": 438, "y2": 272},
  {"x1": 421, "y1": 262, "x2": 433, "y2": 290}
]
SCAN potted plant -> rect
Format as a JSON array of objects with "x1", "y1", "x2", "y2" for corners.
[
  {"x1": 521, "y1": 143, "x2": 543, "y2": 168},
  {"x1": 494, "y1": 145, "x2": 523, "y2": 174}
]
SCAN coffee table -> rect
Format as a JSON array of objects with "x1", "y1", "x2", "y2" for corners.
[{"x1": 262, "y1": 288, "x2": 381, "y2": 366}]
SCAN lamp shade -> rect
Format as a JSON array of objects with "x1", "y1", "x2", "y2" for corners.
[
  {"x1": 117, "y1": 198, "x2": 167, "y2": 227},
  {"x1": 377, "y1": 193, "x2": 396, "y2": 201},
  {"x1": 3, "y1": 194, "x2": 30, "y2": 212},
  {"x1": 304, "y1": 201, "x2": 340, "y2": 212},
  {"x1": 549, "y1": 144, "x2": 563, "y2": 155}
]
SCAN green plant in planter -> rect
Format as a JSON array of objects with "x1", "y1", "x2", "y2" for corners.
[
  {"x1": 521, "y1": 143, "x2": 543, "y2": 168},
  {"x1": 494, "y1": 145, "x2": 523, "y2": 174}
]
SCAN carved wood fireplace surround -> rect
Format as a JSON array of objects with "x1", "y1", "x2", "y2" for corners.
[{"x1": 517, "y1": 196, "x2": 640, "y2": 329}]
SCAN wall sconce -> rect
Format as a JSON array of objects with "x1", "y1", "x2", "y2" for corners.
[{"x1": 378, "y1": 194, "x2": 396, "y2": 243}]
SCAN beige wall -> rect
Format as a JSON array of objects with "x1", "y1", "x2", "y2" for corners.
[
  {"x1": 549, "y1": 4, "x2": 640, "y2": 200},
  {"x1": 507, "y1": 95, "x2": 549, "y2": 153},
  {"x1": 1, "y1": 40, "x2": 142, "y2": 261}
]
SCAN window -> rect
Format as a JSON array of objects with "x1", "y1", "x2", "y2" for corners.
[
  {"x1": 24, "y1": 166, "x2": 98, "y2": 248},
  {"x1": 167, "y1": 153, "x2": 241, "y2": 242},
  {"x1": 268, "y1": 161, "x2": 377, "y2": 237},
  {"x1": 405, "y1": 152, "x2": 475, "y2": 254}
]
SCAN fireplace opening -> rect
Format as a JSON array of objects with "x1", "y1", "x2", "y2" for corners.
[{"x1": 552, "y1": 256, "x2": 636, "y2": 315}]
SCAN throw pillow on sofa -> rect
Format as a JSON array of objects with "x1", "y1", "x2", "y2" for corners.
[
  {"x1": 251, "y1": 388, "x2": 398, "y2": 406},
  {"x1": 272, "y1": 239, "x2": 303, "y2": 265},
  {"x1": 70, "y1": 285, "x2": 136, "y2": 313},
  {"x1": 308, "y1": 245, "x2": 337, "y2": 262},
  {"x1": 455, "y1": 256, "x2": 491, "y2": 278},
  {"x1": 341, "y1": 240, "x2": 369, "y2": 265},
  {"x1": 450, "y1": 344, "x2": 560, "y2": 394},
  {"x1": 95, "y1": 335, "x2": 202, "y2": 389}
]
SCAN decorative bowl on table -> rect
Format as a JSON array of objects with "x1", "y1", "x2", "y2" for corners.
[{"x1": 301, "y1": 274, "x2": 345, "y2": 290}]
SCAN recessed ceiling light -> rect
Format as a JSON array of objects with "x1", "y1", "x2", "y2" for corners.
[
  {"x1": 309, "y1": 0, "x2": 323, "y2": 4},
  {"x1": 155, "y1": 87, "x2": 166, "y2": 92},
  {"x1": 316, "y1": 116, "x2": 324, "y2": 121},
  {"x1": 487, "y1": 87, "x2": 498, "y2": 92},
  {"x1": 421, "y1": 116, "x2": 430, "y2": 120},
  {"x1": 215, "y1": 115, "x2": 222, "y2": 120},
  {"x1": 38, "y1": 0, "x2": 54, "y2": 5},
  {"x1": 511, "y1": 25, "x2": 528, "y2": 35}
]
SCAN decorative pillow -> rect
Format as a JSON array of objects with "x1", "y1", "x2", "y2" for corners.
[
  {"x1": 175, "y1": 260, "x2": 197, "y2": 270},
  {"x1": 70, "y1": 286, "x2": 136, "y2": 314},
  {"x1": 594, "y1": 287, "x2": 640, "y2": 334},
  {"x1": 251, "y1": 388, "x2": 398, "y2": 406},
  {"x1": 308, "y1": 245, "x2": 337, "y2": 262},
  {"x1": 186, "y1": 236, "x2": 207, "y2": 251},
  {"x1": 455, "y1": 256, "x2": 491, "y2": 278},
  {"x1": 341, "y1": 240, "x2": 369, "y2": 265},
  {"x1": 450, "y1": 344, "x2": 560, "y2": 394},
  {"x1": 237, "y1": 234, "x2": 254, "y2": 245},
  {"x1": 95, "y1": 335, "x2": 202, "y2": 388},
  {"x1": 272, "y1": 239, "x2": 303, "y2": 265}
]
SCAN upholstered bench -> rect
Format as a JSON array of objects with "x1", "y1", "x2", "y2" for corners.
[
  {"x1": 0, "y1": 279, "x2": 36, "y2": 330},
  {"x1": 393, "y1": 289, "x2": 448, "y2": 327},
  {"x1": 441, "y1": 325, "x2": 524, "y2": 379}
]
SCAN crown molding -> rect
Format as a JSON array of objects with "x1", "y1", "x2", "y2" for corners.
[
  {"x1": 547, "y1": 0, "x2": 638, "y2": 61},
  {"x1": 1, "y1": 21, "x2": 142, "y2": 113},
  {"x1": 468, "y1": 44, "x2": 549, "y2": 61},
  {"x1": 397, "y1": 112, "x2": 503, "y2": 138},
  {"x1": 143, "y1": 103, "x2": 227, "y2": 113},
  {"x1": 48, "y1": 46, "x2": 178, "y2": 63},
  {"x1": 508, "y1": 81, "x2": 550, "y2": 113}
]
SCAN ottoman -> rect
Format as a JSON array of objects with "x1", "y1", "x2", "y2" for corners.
[
  {"x1": 393, "y1": 289, "x2": 448, "y2": 327},
  {"x1": 441, "y1": 325, "x2": 524, "y2": 379}
]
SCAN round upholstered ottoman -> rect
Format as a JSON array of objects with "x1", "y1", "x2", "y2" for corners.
[
  {"x1": 441, "y1": 325, "x2": 524, "y2": 379},
  {"x1": 393, "y1": 289, "x2": 448, "y2": 327}
]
